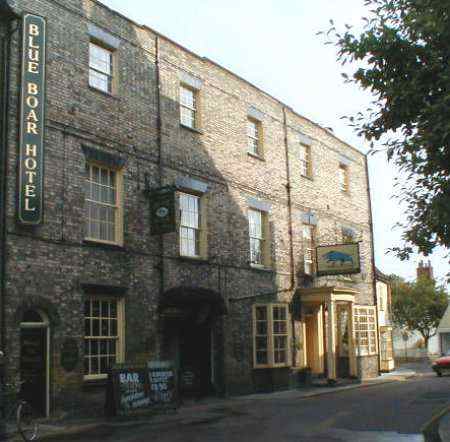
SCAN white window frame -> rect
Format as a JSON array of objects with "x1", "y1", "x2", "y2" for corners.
[
  {"x1": 253, "y1": 304, "x2": 291, "y2": 368},
  {"x1": 180, "y1": 84, "x2": 198, "y2": 129},
  {"x1": 354, "y1": 306, "x2": 378, "y2": 356},
  {"x1": 300, "y1": 143, "x2": 312, "y2": 178},
  {"x1": 179, "y1": 192, "x2": 203, "y2": 258},
  {"x1": 85, "y1": 163, "x2": 123, "y2": 246},
  {"x1": 338, "y1": 163, "x2": 349, "y2": 193},
  {"x1": 89, "y1": 41, "x2": 114, "y2": 94},
  {"x1": 302, "y1": 224, "x2": 315, "y2": 275},
  {"x1": 247, "y1": 117, "x2": 262, "y2": 156},
  {"x1": 84, "y1": 297, "x2": 125, "y2": 381},
  {"x1": 248, "y1": 208, "x2": 270, "y2": 267}
]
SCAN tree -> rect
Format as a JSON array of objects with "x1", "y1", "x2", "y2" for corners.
[
  {"x1": 391, "y1": 274, "x2": 448, "y2": 348},
  {"x1": 325, "y1": 0, "x2": 450, "y2": 259}
]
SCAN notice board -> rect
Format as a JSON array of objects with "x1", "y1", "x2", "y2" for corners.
[{"x1": 107, "y1": 361, "x2": 178, "y2": 416}]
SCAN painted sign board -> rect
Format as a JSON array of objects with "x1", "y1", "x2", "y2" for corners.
[
  {"x1": 316, "y1": 243, "x2": 361, "y2": 276},
  {"x1": 18, "y1": 14, "x2": 46, "y2": 224},
  {"x1": 107, "y1": 361, "x2": 177, "y2": 416},
  {"x1": 149, "y1": 186, "x2": 176, "y2": 235}
]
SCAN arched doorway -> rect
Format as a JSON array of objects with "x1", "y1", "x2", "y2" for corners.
[
  {"x1": 20, "y1": 309, "x2": 50, "y2": 416},
  {"x1": 159, "y1": 287, "x2": 226, "y2": 397}
]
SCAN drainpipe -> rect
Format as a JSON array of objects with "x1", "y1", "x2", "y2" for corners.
[
  {"x1": 282, "y1": 107, "x2": 297, "y2": 368},
  {"x1": 364, "y1": 154, "x2": 381, "y2": 376},
  {"x1": 0, "y1": 6, "x2": 19, "y2": 357},
  {"x1": 154, "y1": 35, "x2": 166, "y2": 360}
]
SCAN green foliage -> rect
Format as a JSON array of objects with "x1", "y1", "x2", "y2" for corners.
[
  {"x1": 391, "y1": 274, "x2": 448, "y2": 344},
  {"x1": 324, "y1": 0, "x2": 450, "y2": 259}
]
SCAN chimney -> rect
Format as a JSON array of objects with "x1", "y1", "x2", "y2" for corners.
[{"x1": 417, "y1": 260, "x2": 433, "y2": 280}]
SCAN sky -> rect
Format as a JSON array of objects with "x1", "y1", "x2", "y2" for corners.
[{"x1": 101, "y1": 0, "x2": 449, "y2": 285}]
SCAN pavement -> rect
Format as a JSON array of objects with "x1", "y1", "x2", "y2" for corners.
[{"x1": 5, "y1": 361, "x2": 443, "y2": 441}]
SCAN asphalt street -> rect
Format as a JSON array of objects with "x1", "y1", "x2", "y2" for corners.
[{"x1": 49, "y1": 372, "x2": 450, "y2": 442}]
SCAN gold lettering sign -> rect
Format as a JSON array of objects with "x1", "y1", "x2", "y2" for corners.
[{"x1": 18, "y1": 14, "x2": 46, "y2": 224}]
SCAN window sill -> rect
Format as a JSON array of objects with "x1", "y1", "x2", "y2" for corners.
[
  {"x1": 88, "y1": 86, "x2": 119, "y2": 100},
  {"x1": 247, "y1": 151, "x2": 265, "y2": 161},
  {"x1": 180, "y1": 123, "x2": 204, "y2": 135},
  {"x1": 83, "y1": 239, "x2": 125, "y2": 251},
  {"x1": 178, "y1": 255, "x2": 209, "y2": 265},
  {"x1": 253, "y1": 365, "x2": 291, "y2": 370},
  {"x1": 82, "y1": 377, "x2": 108, "y2": 389},
  {"x1": 249, "y1": 264, "x2": 273, "y2": 273}
]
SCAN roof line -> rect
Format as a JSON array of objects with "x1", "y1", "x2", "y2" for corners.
[{"x1": 90, "y1": 0, "x2": 365, "y2": 156}]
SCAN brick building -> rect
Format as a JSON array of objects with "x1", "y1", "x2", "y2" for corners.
[{"x1": 0, "y1": 0, "x2": 380, "y2": 417}]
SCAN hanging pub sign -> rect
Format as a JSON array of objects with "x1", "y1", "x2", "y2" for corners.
[
  {"x1": 149, "y1": 186, "x2": 176, "y2": 235},
  {"x1": 316, "y1": 243, "x2": 361, "y2": 276},
  {"x1": 18, "y1": 14, "x2": 46, "y2": 225}
]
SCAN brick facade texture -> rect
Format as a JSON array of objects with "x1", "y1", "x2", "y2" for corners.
[{"x1": 1, "y1": 0, "x2": 379, "y2": 416}]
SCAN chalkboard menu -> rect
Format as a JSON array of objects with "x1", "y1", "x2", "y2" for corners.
[{"x1": 107, "y1": 361, "x2": 178, "y2": 416}]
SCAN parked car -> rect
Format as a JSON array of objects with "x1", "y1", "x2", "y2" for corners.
[{"x1": 432, "y1": 350, "x2": 450, "y2": 376}]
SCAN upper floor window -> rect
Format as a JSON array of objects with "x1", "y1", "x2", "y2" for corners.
[
  {"x1": 253, "y1": 304, "x2": 290, "y2": 368},
  {"x1": 180, "y1": 85, "x2": 198, "y2": 129},
  {"x1": 302, "y1": 224, "x2": 315, "y2": 275},
  {"x1": 179, "y1": 192, "x2": 201, "y2": 257},
  {"x1": 338, "y1": 164, "x2": 349, "y2": 193},
  {"x1": 342, "y1": 227, "x2": 356, "y2": 243},
  {"x1": 300, "y1": 144, "x2": 312, "y2": 178},
  {"x1": 248, "y1": 208, "x2": 269, "y2": 266},
  {"x1": 85, "y1": 163, "x2": 123, "y2": 245},
  {"x1": 89, "y1": 42, "x2": 113, "y2": 94},
  {"x1": 247, "y1": 118, "x2": 262, "y2": 156}
]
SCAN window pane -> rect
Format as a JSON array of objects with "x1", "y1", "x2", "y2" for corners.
[
  {"x1": 256, "y1": 321, "x2": 267, "y2": 335},
  {"x1": 84, "y1": 298, "x2": 120, "y2": 376},
  {"x1": 256, "y1": 351, "x2": 268, "y2": 365},
  {"x1": 256, "y1": 337, "x2": 268, "y2": 351},
  {"x1": 256, "y1": 306, "x2": 267, "y2": 321},
  {"x1": 85, "y1": 164, "x2": 118, "y2": 242},
  {"x1": 179, "y1": 193, "x2": 201, "y2": 257},
  {"x1": 89, "y1": 43, "x2": 112, "y2": 74}
]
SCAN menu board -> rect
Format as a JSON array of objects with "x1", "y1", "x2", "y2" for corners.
[
  {"x1": 148, "y1": 361, "x2": 177, "y2": 405},
  {"x1": 108, "y1": 361, "x2": 178, "y2": 416}
]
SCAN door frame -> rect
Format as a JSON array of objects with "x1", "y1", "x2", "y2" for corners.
[{"x1": 20, "y1": 311, "x2": 50, "y2": 417}]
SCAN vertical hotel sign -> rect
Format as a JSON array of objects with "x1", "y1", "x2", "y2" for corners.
[{"x1": 18, "y1": 14, "x2": 46, "y2": 224}]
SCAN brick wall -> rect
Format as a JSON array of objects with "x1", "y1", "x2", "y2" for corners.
[{"x1": 1, "y1": 0, "x2": 378, "y2": 415}]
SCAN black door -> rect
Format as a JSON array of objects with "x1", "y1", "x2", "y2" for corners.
[
  {"x1": 20, "y1": 328, "x2": 46, "y2": 415},
  {"x1": 179, "y1": 324, "x2": 211, "y2": 396}
]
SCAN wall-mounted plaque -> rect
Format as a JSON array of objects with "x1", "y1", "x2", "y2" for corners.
[
  {"x1": 60, "y1": 338, "x2": 79, "y2": 372},
  {"x1": 316, "y1": 243, "x2": 361, "y2": 276}
]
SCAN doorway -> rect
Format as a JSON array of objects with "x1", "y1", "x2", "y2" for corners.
[
  {"x1": 20, "y1": 310, "x2": 50, "y2": 416},
  {"x1": 179, "y1": 323, "x2": 212, "y2": 396},
  {"x1": 336, "y1": 305, "x2": 350, "y2": 378}
]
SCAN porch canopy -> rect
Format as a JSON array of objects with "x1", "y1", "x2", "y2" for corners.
[
  {"x1": 298, "y1": 286, "x2": 359, "y2": 380},
  {"x1": 159, "y1": 286, "x2": 227, "y2": 322},
  {"x1": 298, "y1": 286, "x2": 358, "y2": 305}
]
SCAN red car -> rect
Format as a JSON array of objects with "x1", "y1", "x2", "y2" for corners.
[{"x1": 432, "y1": 350, "x2": 450, "y2": 376}]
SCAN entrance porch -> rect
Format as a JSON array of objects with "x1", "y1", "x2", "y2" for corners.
[{"x1": 299, "y1": 287, "x2": 358, "y2": 381}]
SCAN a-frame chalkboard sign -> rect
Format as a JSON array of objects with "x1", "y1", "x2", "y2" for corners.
[{"x1": 106, "y1": 361, "x2": 178, "y2": 417}]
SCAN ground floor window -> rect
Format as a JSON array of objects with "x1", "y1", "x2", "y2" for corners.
[
  {"x1": 84, "y1": 297, "x2": 125, "y2": 379},
  {"x1": 253, "y1": 304, "x2": 290, "y2": 368},
  {"x1": 380, "y1": 327, "x2": 393, "y2": 360},
  {"x1": 354, "y1": 306, "x2": 377, "y2": 356}
]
